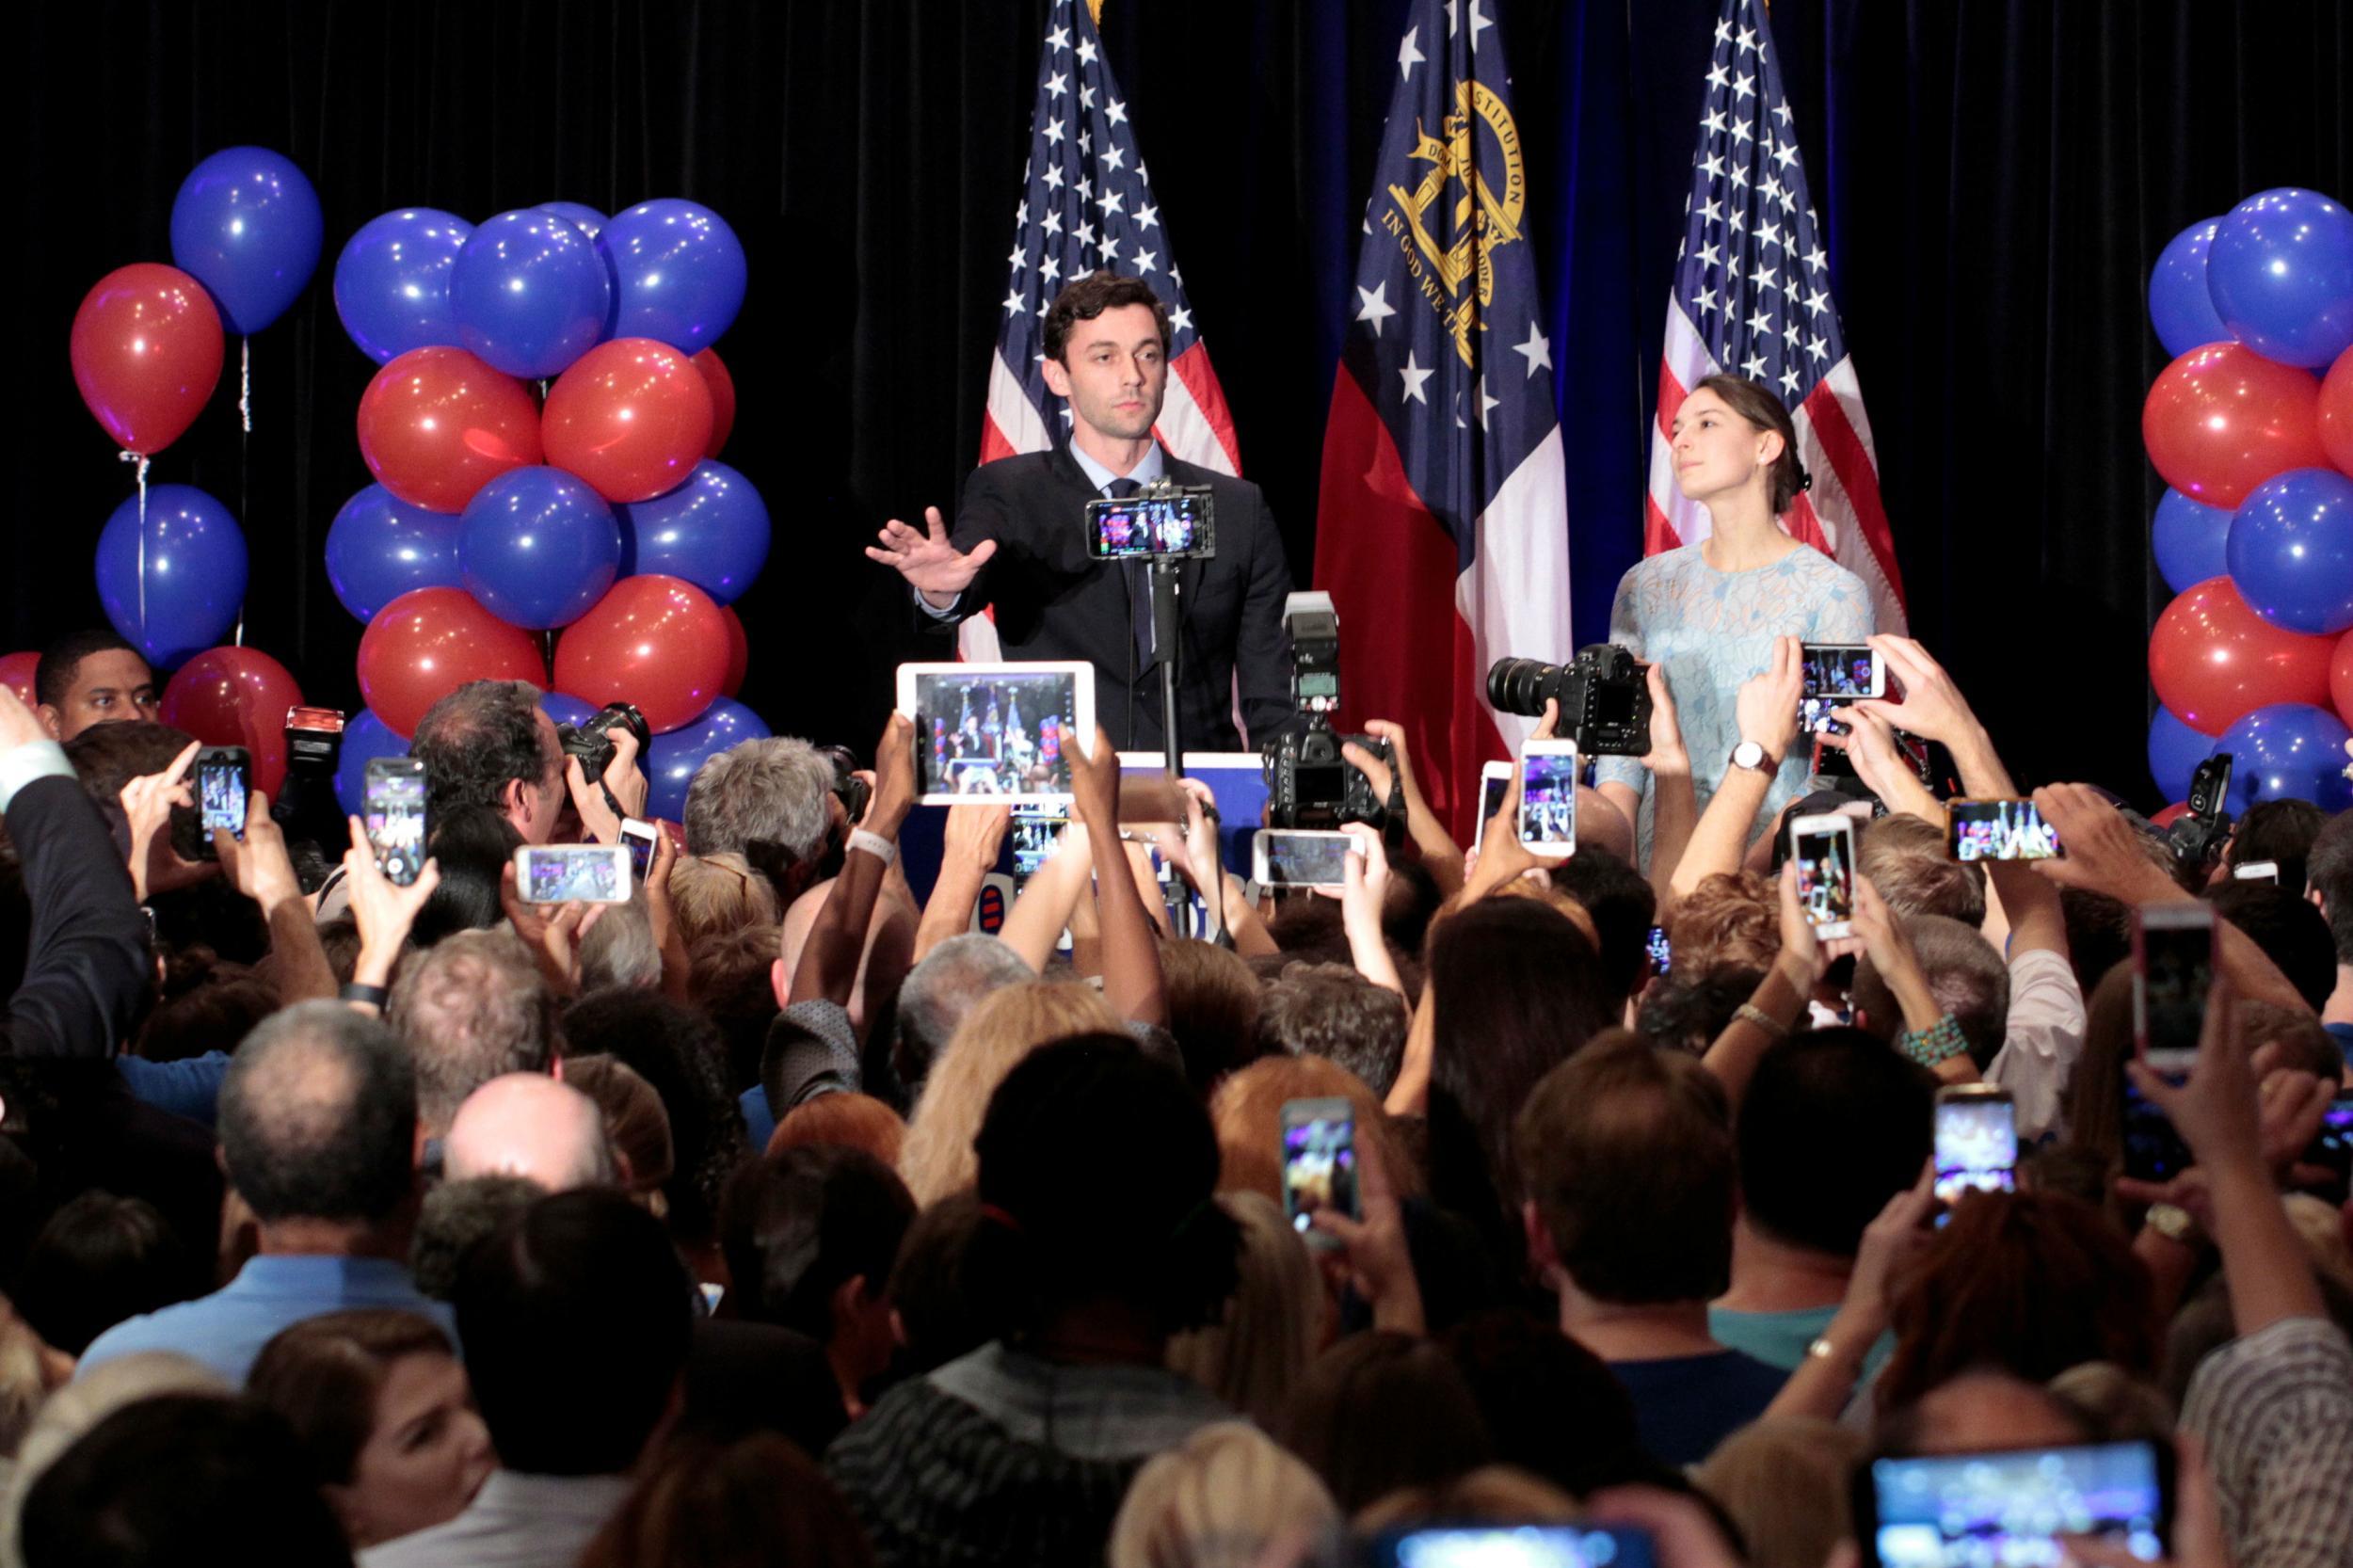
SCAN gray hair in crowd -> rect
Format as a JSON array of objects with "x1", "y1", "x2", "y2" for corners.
[{"x1": 682, "y1": 737, "x2": 836, "y2": 863}]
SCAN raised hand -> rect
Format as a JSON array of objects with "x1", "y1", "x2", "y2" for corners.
[
  {"x1": 1853, "y1": 633, "x2": 1979, "y2": 748},
  {"x1": 1734, "y1": 635, "x2": 1803, "y2": 762},
  {"x1": 865, "y1": 505, "x2": 998, "y2": 605},
  {"x1": 120, "y1": 740, "x2": 206, "y2": 902},
  {"x1": 1643, "y1": 661, "x2": 1689, "y2": 771}
]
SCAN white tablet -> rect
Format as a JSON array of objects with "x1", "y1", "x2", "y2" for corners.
[{"x1": 894, "y1": 661, "x2": 1095, "y2": 806}]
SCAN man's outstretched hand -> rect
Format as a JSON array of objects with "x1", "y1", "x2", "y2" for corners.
[{"x1": 866, "y1": 505, "x2": 997, "y2": 607}]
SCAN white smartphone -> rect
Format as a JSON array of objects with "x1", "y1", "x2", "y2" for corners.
[
  {"x1": 1800, "y1": 643, "x2": 1886, "y2": 700},
  {"x1": 513, "y1": 843, "x2": 633, "y2": 905},
  {"x1": 1252, "y1": 828, "x2": 1354, "y2": 890},
  {"x1": 1789, "y1": 812, "x2": 1858, "y2": 939},
  {"x1": 1470, "y1": 760, "x2": 1512, "y2": 854},
  {"x1": 894, "y1": 660, "x2": 1095, "y2": 806},
  {"x1": 618, "y1": 818, "x2": 660, "y2": 881},
  {"x1": 2135, "y1": 902, "x2": 2214, "y2": 1072},
  {"x1": 1517, "y1": 739, "x2": 1580, "y2": 859}
]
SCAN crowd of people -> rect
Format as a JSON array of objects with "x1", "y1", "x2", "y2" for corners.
[{"x1": 0, "y1": 615, "x2": 2345, "y2": 1568}]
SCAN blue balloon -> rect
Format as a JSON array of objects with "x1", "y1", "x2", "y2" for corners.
[
  {"x1": 2214, "y1": 702, "x2": 2353, "y2": 814},
  {"x1": 327, "y1": 484, "x2": 463, "y2": 622},
  {"x1": 168, "y1": 147, "x2": 323, "y2": 335},
  {"x1": 2152, "y1": 488, "x2": 2233, "y2": 595},
  {"x1": 458, "y1": 467, "x2": 622, "y2": 630},
  {"x1": 597, "y1": 200, "x2": 747, "y2": 353},
  {"x1": 2206, "y1": 187, "x2": 2353, "y2": 369},
  {"x1": 643, "y1": 697, "x2": 769, "y2": 821},
  {"x1": 617, "y1": 461, "x2": 771, "y2": 604},
  {"x1": 2226, "y1": 467, "x2": 2353, "y2": 633},
  {"x1": 2147, "y1": 706, "x2": 2214, "y2": 805},
  {"x1": 94, "y1": 485, "x2": 248, "y2": 669},
  {"x1": 2149, "y1": 217, "x2": 2233, "y2": 358},
  {"x1": 539, "y1": 202, "x2": 608, "y2": 239},
  {"x1": 539, "y1": 692, "x2": 598, "y2": 729},
  {"x1": 332, "y1": 709, "x2": 413, "y2": 817},
  {"x1": 447, "y1": 208, "x2": 611, "y2": 378},
  {"x1": 332, "y1": 208, "x2": 473, "y2": 364}
]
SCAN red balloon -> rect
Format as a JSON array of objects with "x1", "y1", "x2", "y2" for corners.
[
  {"x1": 693, "y1": 347, "x2": 736, "y2": 457},
  {"x1": 2142, "y1": 343, "x2": 2326, "y2": 508},
  {"x1": 357, "y1": 346, "x2": 544, "y2": 513},
  {"x1": 553, "y1": 575, "x2": 730, "y2": 733},
  {"x1": 70, "y1": 264, "x2": 224, "y2": 455},
  {"x1": 358, "y1": 586, "x2": 547, "y2": 739},
  {"x1": 2149, "y1": 576, "x2": 2335, "y2": 734},
  {"x1": 2332, "y1": 629, "x2": 2353, "y2": 730},
  {"x1": 159, "y1": 646, "x2": 305, "y2": 798},
  {"x1": 542, "y1": 338, "x2": 714, "y2": 504},
  {"x1": 0, "y1": 652, "x2": 37, "y2": 708},
  {"x1": 717, "y1": 604, "x2": 749, "y2": 697},
  {"x1": 2320, "y1": 345, "x2": 2353, "y2": 480}
]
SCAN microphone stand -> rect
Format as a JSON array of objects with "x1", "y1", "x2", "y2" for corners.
[{"x1": 1149, "y1": 557, "x2": 1184, "y2": 784}]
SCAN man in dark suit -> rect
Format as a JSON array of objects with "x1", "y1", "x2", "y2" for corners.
[{"x1": 867, "y1": 275, "x2": 1296, "y2": 752}]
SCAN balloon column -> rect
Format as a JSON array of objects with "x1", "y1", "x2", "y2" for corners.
[
  {"x1": 329, "y1": 196, "x2": 767, "y2": 801},
  {"x1": 2144, "y1": 188, "x2": 2353, "y2": 812},
  {"x1": 67, "y1": 150, "x2": 322, "y2": 749}
]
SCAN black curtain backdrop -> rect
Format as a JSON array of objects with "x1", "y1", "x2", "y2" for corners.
[{"x1": 8, "y1": 1, "x2": 2352, "y2": 805}]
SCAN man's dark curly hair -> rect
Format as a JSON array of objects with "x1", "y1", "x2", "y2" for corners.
[{"x1": 409, "y1": 680, "x2": 554, "y2": 823}]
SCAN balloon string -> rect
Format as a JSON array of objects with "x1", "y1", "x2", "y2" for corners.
[
  {"x1": 239, "y1": 339, "x2": 252, "y2": 433},
  {"x1": 120, "y1": 452, "x2": 151, "y2": 639}
]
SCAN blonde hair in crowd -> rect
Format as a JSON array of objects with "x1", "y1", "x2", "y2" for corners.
[
  {"x1": 1108, "y1": 1421, "x2": 1339, "y2": 1568},
  {"x1": 898, "y1": 982, "x2": 1123, "y2": 1205}
]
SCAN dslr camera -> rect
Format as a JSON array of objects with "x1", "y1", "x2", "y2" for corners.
[
  {"x1": 558, "y1": 702, "x2": 651, "y2": 781},
  {"x1": 2167, "y1": 751, "x2": 2234, "y2": 875},
  {"x1": 1486, "y1": 645, "x2": 1652, "y2": 756},
  {"x1": 1260, "y1": 593, "x2": 1403, "y2": 835}
]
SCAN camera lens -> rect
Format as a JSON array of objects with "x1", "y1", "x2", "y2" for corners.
[{"x1": 1485, "y1": 658, "x2": 1561, "y2": 719}]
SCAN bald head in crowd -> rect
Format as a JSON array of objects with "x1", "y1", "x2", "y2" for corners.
[{"x1": 443, "y1": 1075, "x2": 616, "y2": 1192}]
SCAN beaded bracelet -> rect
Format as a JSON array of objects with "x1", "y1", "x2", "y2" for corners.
[{"x1": 1897, "y1": 1011, "x2": 1970, "y2": 1068}]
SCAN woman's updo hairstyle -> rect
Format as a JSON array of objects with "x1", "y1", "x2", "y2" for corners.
[
  {"x1": 1693, "y1": 373, "x2": 1810, "y2": 515},
  {"x1": 969, "y1": 1032, "x2": 1241, "y2": 1339}
]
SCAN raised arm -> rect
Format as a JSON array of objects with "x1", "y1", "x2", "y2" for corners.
[
  {"x1": 1670, "y1": 636, "x2": 1802, "y2": 899},
  {"x1": 0, "y1": 685, "x2": 149, "y2": 1058},
  {"x1": 791, "y1": 714, "x2": 916, "y2": 1009},
  {"x1": 1070, "y1": 726, "x2": 1167, "y2": 1027}
]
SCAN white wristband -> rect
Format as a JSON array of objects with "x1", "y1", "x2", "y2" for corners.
[{"x1": 847, "y1": 827, "x2": 898, "y2": 867}]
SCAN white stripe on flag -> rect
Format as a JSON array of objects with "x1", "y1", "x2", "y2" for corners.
[
  {"x1": 1456, "y1": 426, "x2": 1574, "y2": 759},
  {"x1": 1790, "y1": 403, "x2": 1908, "y2": 636},
  {"x1": 1153, "y1": 363, "x2": 1239, "y2": 476},
  {"x1": 985, "y1": 350, "x2": 1054, "y2": 457},
  {"x1": 1645, "y1": 302, "x2": 1721, "y2": 548}
]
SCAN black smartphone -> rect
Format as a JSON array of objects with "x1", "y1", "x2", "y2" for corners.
[
  {"x1": 1856, "y1": 1439, "x2": 2170, "y2": 1568},
  {"x1": 2121, "y1": 1065, "x2": 2194, "y2": 1185},
  {"x1": 362, "y1": 757, "x2": 428, "y2": 888},
  {"x1": 194, "y1": 746, "x2": 251, "y2": 857},
  {"x1": 1279, "y1": 1096, "x2": 1359, "y2": 1251},
  {"x1": 1083, "y1": 489, "x2": 1213, "y2": 560},
  {"x1": 1010, "y1": 802, "x2": 1070, "y2": 889},
  {"x1": 1366, "y1": 1525, "x2": 1657, "y2": 1568},
  {"x1": 1933, "y1": 1085, "x2": 2017, "y2": 1218},
  {"x1": 1645, "y1": 923, "x2": 1672, "y2": 976}
]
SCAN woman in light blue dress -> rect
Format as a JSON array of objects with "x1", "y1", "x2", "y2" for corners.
[{"x1": 1594, "y1": 376, "x2": 1872, "y2": 866}]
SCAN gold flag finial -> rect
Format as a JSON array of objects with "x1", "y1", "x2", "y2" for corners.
[{"x1": 1088, "y1": 0, "x2": 1104, "y2": 23}]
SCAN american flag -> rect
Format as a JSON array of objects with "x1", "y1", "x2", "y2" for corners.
[
  {"x1": 1312, "y1": 0, "x2": 1572, "y2": 836},
  {"x1": 981, "y1": 0, "x2": 1240, "y2": 475},
  {"x1": 1646, "y1": 0, "x2": 1906, "y2": 633}
]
